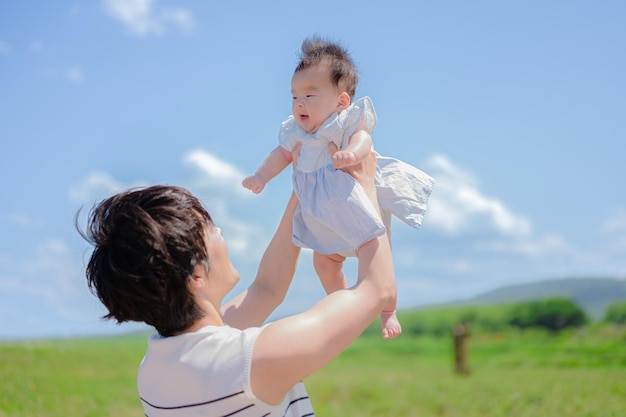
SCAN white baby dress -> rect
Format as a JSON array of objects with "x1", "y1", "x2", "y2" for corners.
[{"x1": 278, "y1": 96, "x2": 434, "y2": 255}]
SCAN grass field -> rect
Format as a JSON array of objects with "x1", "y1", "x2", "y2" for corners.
[
  {"x1": 307, "y1": 327, "x2": 626, "y2": 417},
  {"x1": 0, "y1": 335, "x2": 145, "y2": 417},
  {"x1": 1, "y1": 325, "x2": 625, "y2": 417}
]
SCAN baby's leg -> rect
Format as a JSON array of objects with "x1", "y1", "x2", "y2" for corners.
[
  {"x1": 380, "y1": 281, "x2": 401, "y2": 339},
  {"x1": 380, "y1": 228, "x2": 401, "y2": 339},
  {"x1": 313, "y1": 252, "x2": 347, "y2": 294}
]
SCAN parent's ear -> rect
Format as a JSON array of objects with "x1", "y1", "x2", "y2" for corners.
[{"x1": 187, "y1": 264, "x2": 208, "y2": 292}]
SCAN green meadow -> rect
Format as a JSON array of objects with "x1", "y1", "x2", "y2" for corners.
[
  {"x1": 307, "y1": 328, "x2": 626, "y2": 417},
  {"x1": 1, "y1": 307, "x2": 625, "y2": 417}
]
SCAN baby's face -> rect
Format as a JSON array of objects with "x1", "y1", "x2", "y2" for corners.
[{"x1": 291, "y1": 64, "x2": 344, "y2": 134}]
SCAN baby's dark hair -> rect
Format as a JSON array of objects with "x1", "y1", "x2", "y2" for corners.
[
  {"x1": 78, "y1": 185, "x2": 212, "y2": 337},
  {"x1": 295, "y1": 36, "x2": 358, "y2": 99}
]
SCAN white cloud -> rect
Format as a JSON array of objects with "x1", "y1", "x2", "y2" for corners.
[
  {"x1": 103, "y1": 0, "x2": 194, "y2": 37},
  {"x1": 0, "y1": 41, "x2": 11, "y2": 54},
  {"x1": 182, "y1": 149, "x2": 272, "y2": 257},
  {"x1": 66, "y1": 65, "x2": 85, "y2": 85},
  {"x1": 160, "y1": 8, "x2": 194, "y2": 33},
  {"x1": 424, "y1": 153, "x2": 532, "y2": 237},
  {"x1": 70, "y1": 161, "x2": 264, "y2": 261},
  {"x1": 69, "y1": 171, "x2": 142, "y2": 204},
  {"x1": 475, "y1": 234, "x2": 572, "y2": 257},
  {"x1": 184, "y1": 149, "x2": 248, "y2": 191}
]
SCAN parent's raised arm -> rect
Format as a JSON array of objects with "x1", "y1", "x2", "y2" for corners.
[
  {"x1": 251, "y1": 230, "x2": 395, "y2": 405},
  {"x1": 221, "y1": 192, "x2": 300, "y2": 329}
]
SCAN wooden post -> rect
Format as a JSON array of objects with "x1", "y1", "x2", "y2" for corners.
[{"x1": 452, "y1": 323, "x2": 470, "y2": 375}]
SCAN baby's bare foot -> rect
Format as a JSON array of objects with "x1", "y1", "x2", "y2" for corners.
[{"x1": 380, "y1": 310, "x2": 402, "y2": 339}]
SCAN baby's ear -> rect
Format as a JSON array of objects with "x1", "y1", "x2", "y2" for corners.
[{"x1": 338, "y1": 92, "x2": 351, "y2": 110}]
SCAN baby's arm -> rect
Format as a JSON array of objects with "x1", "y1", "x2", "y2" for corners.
[
  {"x1": 242, "y1": 145, "x2": 293, "y2": 194},
  {"x1": 332, "y1": 124, "x2": 374, "y2": 169}
]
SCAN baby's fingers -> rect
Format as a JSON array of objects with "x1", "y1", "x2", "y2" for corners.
[{"x1": 327, "y1": 142, "x2": 339, "y2": 156}]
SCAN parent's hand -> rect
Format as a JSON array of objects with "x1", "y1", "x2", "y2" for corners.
[
  {"x1": 327, "y1": 133, "x2": 379, "y2": 214},
  {"x1": 327, "y1": 139, "x2": 376, "y2": 193},
  {"x1": 291, "y1": 142, "x2": 302, "y2": 171}
]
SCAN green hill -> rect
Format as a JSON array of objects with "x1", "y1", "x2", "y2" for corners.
[{"x1": 459, "y1": 277, "x2": 626, "y2": 320}]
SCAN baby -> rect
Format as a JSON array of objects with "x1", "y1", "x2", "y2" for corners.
[{"x1": 243, "y1": 37, "x2": 433, "y2": 339}]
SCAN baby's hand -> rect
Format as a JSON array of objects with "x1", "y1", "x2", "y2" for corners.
[
  {"x1": 332, "y1": 150, "x2": 357, "y2": 169},
  {"x1": 328, "y1": 142, "x2": 377, "y2": 193},
  {"x1": 242, "y1": 174, "x2": 266, "y2": 194}
]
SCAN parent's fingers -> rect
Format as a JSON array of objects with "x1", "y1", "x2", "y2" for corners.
[
  {"x1": 341, "y1": 150, "x2": 377, "y2": 192},
  {"x1": 292, "y1": 142, "x2": 302, "y2": 170}
]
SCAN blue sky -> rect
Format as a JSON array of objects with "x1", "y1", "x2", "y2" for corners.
[{"x1": 1, "y1": 1, "x2": 625, "y2": 339}]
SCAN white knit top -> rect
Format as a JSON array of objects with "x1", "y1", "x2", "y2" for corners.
[{"x1": 138, "y1": 324, "x2": 314, "y2": 417}]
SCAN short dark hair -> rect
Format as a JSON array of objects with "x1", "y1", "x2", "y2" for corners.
[
  {"x1": 79, "y1": 185, "x2": 212, "y2": 337},
  {"x1": 295, "y1": 36, "x2": 359, "y2": 99}
]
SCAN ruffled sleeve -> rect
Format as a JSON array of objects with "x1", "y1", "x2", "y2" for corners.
[
  {"x1": 341, "y1": 96, "x2": 377, "y2": 140},
  {"x1": 277, "y1": 115, "x2": 300, "y2": 151}
]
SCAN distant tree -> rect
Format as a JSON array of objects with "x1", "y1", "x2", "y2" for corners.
[
  {"x1": 603, "y1": 301, "x2": 626, "y2": 324},
  {"x1": 508, "y1": 298, "x2": 587, "y2": 331}
]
